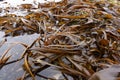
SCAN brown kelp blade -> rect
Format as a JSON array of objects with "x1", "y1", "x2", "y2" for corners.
[
  {"x1": 0, "y1": 55, "x2": 11, "y2": 69},
  {"x1": 24, "y1": 54, "x2": 35, "y2": 80}
]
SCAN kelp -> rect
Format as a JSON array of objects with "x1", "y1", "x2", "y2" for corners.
[{"x1": 1, "y1": 0, "x2": 120, "y2": 80}]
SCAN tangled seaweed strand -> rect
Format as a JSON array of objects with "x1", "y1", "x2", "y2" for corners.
[{"x1": 1, "y1": 0, "x2": 120, "y2": 80}]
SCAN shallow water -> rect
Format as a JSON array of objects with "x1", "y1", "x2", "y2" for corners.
[{"x1": 0, "y1": 33, "x2": 39, "y2": 80}]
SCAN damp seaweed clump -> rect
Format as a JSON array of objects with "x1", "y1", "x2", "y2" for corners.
[{"x1": 1, "y1": 0, "x2": 120, "y2": 80}]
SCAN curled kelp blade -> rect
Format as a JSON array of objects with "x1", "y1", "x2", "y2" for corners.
[{"x1": 24, "y1": 53, "x2": 35, "y2": 80}]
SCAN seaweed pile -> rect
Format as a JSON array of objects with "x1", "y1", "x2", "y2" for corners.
[{"x1": 1, "y1": 0, "x2": 120, "y2": 80}]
